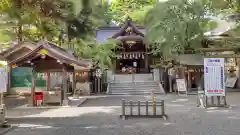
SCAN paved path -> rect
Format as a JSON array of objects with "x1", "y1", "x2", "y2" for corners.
[{"x1": 4, "y1": 93, "x2": 240, "y2": 135}]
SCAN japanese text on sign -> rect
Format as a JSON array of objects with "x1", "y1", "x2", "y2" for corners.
[{"x1": 204, "y1": 58, "x2": 225, "y2": 96}]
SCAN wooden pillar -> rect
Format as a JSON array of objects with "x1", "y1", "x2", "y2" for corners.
[
  {"x1": 62, "y1": 67, "x2": 68, "y2": 106},
  {"x1": 195, "y1": 68, "x2": 201, "y2": 87},
  {"x1": 179, "y1": 66, "x2": 185, "y2": 79},
  {"x1": 145, "y1": 54, "x2": 149, "y2": 73},
  {"x1": 7, "y1": 64, "x2": 11, "y2": 95},
  {"x1": 30, "y1": 68, "x2": 36, "y2": 106},
  {"x1": 46, "y1": 72, "x2": 51, "y2": 91},
  {"x1": 168, "y1": 68, "x2": 173, "y2": 93},
  {"x1": 72, "y1": 71, "x2": 76, "y2": 95},
  {"x1": 187, "y1": 70, "x2": 191, "y2": 90}
]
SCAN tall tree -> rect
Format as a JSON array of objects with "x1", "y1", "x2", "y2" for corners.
[
  {"x1": 66, "y1": 0, "x2": 109, "y2": 41},
  {"x1": 145, "y1": 0, "x2": 217, "y2": 58},
  {"x1": 109, "y1": 0, "x2": 156, "y2": 25},
  {"x1": 76, "y1": 39, "x2": 118, "y2": 69}
]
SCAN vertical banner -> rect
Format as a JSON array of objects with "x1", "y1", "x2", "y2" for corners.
[{"x1": 204, "y1": 58, "x2": 225, "y2": 96}]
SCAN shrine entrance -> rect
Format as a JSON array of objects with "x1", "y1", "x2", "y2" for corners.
[
  {"x1": 112, "y1": 18, "x2": 149, "y2": 74},
  {"x1": 115, "y1": 52, "x2": 148, "y2": 74},
  {"x1": 116, "y1": 59, "x2": 148, "y2": 74}
]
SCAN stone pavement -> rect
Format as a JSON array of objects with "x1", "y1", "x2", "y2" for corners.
[{"x1": 4, "y1": 93, "x2": 240, "y2": 135}]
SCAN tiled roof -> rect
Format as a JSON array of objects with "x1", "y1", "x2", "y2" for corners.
[
  {"x1": 96, "y1": 19, "x2": 145, "y2": 44},
  {"x1": 10, "y1": 41, "x2": 91, "y2": 68}
]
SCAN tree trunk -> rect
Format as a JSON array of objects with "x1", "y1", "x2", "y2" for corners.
[
  {"x1": 17, "y1": 22, "x2": 23, "y2": 43},
  {"x1": 16, "y1": 0, "x2": 23, "y2": 44}
]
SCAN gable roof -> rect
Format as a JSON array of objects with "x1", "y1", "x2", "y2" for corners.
[
  {"x1": 10, "y1": 41, "x2": 90, "y2": 68},
  {"x1": 111, "y1": 18, "x2": 145, "y2": 38},
  {"x1": 96, "y1": 19, "x2": 145, "y2": 44},
  {"x1": 0, "y1": 41, "x2": 36, "y2": 58}
]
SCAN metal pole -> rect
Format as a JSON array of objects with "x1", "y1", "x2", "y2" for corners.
[
  {"x1": 130, "y1": 100, "x2": 133, "y2": 116},
  {"x1": 98, "y1": 78, "x2": 101, "y2": 94},
  {"x1": 217, "y1": 96, "x2": 221, "y2": 106},
  {"x1": 169, "y1": 76, "x2": 172, "y2": 93},
  {"x1": 138, "y1": 101, "x2": 140, "y2": 115},
  {"x1": 152, "y1": 90, "x2": 156, "y2": 115},
  {"x1": 146, "y1": 101, "x2": 148, "y2": 116},
  {"x1": 161, "y1": 100, "x2": 165, "y2": 116},
  {"x1": 121, "y1": 99, "x2": 125, "y2": 120}
]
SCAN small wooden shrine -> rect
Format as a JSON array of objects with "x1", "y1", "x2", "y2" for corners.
[{"x1": 7, "y1": 41, "x2": 90, "y2": 106}]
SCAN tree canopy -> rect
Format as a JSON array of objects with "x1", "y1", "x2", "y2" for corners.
[
  {"x1": 145, "y1": 0, "x2": 217, "y2": 58},
  {"x1": 1, "y1": 0, "x2": 240, "y2": 68},
  {"x1": 108, "y1": 0, "x2": 156, "y2": 25}
]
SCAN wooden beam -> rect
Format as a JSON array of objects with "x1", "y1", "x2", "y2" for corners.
[
  {"x1": 199, "y1": 47, "x2": 240, "y2": 52},
  {"x1": 46, "y1": 72, "x2": 50, "y2": 91},
  {"x1": 205, "y1": 54, "x2": 240, "y2": 58}
]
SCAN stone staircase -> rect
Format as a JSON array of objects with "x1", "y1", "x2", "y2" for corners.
[{"x1": 107, "y1": 74, "x2": 165, "y2": 95}]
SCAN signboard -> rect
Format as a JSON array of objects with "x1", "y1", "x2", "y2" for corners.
[
  {"x1": 204, "y1": 58, "x2": 225, "y2": 96},
  {"x1": 225, "y1": 77, "x2": 237, "y2": 88},
  {"x1": 0, "y1": 68, "x2": 7, "y2": 93},
  {"x1": 176, "y1": 79, "x2": 187, "y2": 92}
]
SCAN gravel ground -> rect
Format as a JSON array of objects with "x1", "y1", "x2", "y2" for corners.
[{"x1": 4, "y1": 93, "x2": 240, "y2": 135}]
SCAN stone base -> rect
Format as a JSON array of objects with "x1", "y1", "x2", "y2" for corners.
[
  {"x1": 6, "y1": 89, "x2": 18, "y2": 97},
  {"x1": 62, "y1": 100, "x2": 69, "y2": 106},
  {"x1": 6, "y1": 95, "x2": 20, "y2": 98}
]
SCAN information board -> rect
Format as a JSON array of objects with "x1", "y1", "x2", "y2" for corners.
[
  {"x1": 204, "y1": 58, "x2": 225, "y2": 96},
  {"x1": 176, "y1": 79, "x2": 187, "y2": 92}
]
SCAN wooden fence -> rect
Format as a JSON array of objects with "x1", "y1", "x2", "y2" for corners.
[{"x1": 120, "y1": 99, "x2": 168, "y2": 120}]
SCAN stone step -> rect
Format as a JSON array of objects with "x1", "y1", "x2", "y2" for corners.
[
  {"x1": 108, "y1": 91, "x2": 164, "y2": 95},
  {"x1": 110, "y1": 83, "x2": 160, "y2": 88},
  {"x1": 113, "y1": 74, "x2": 154, "y2": 82},
  {"x1": 110, "y1": 82, "x2": 159, "y2": 85},
  {"x1": 109, "y1": 86, "x2": 160, "y2": 90},
  {"x1": 110, "y1": 89, "x2": 162, "y2": 93},
  {"x1": 108, "y1": 79, "x2": 165, "y2": 95}
]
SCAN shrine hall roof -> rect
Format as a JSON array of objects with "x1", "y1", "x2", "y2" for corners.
[
  {"x1": 10, "y1": 41, "x2": 90, "y2": 68},
  {"x1": 96, "y1": 20, "x2": 145, "y2": 44}
]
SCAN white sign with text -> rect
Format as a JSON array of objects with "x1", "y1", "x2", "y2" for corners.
[{"x1": 204, "y1": 58, "x2": 225, "y2": 96}]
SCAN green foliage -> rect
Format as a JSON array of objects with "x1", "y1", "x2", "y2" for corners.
[
  {"x1": 207, "y1": 0, "x2": 240, "y2": 13},
  {"x1": 76, "y1": 39, "x2": 118, "y2": 69},
  {"x1": 145, "y1": 0, "x2": 217, "y2": 58},
  {"x1": 0, "y1": 0, "x2": 109, "y2": 44},
  {"x1": 66, "y1": 0, "x2": 109, "y2": 40},
  {"x1": 109, "y1": 0, "x2": 156, "y2": 25},
  {"x1": 0, "y1": 0, "x2": 11, "y2": 11}
]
